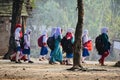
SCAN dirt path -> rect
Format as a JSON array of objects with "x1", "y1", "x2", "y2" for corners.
[{"x1": 0, "y1": 59, "x2": 120, "y2": 80}]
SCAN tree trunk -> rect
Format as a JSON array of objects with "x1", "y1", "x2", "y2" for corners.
[
  {"x1": 69, "y1": 0, "x2": 84, "y2": 70},
  {"x1": 3, "y1": 0, "x2": 23, "y2": 59}
]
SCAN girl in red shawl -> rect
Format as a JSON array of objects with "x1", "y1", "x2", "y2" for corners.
[{"x1": 61, "y1": 28, "x2": 74, "y2": 65}]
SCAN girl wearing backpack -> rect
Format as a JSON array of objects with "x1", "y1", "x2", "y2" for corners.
[
  {"x1": 13, "y1": 24, "x2": 23, "y2": 63},
  {"x1": 39, "y1": 31, "x2": 48, "y2": 61},
  {"x1": 98, "y1": 27, "x2": 111, "y2": 66},
  {"x1": 82, "y1": 29, "x2": 91, "y2": 63},
  {"x1": 61, "y1": 28, "x2": 74, "y2": 65},
  {"x1": 49, "y1": 27, "x2": 63, "y2": 64},
  {"x1": 22, "y1": 29, "x2": 33, "y2": 63}
]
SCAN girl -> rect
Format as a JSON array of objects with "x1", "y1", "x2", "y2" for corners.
[
  {"x1": 14, "y1": 24, "x2": 22, "y2": 63},
  {"x1": 98, "y1": 27, "x2": 111, "y2": 66},
  {"x1": 82, "y1": 29, "x2": 91, "y2": 63},
  {"x1": 23, "y1": 29, "x2": 33, "y2": 63},
  {"x1": 61, "y1": 28, "x2": 74, "y2": 65},
  {"x1": 39, "y1": 31, "x2": 48, "y2": 61},
  {"x1": 49, "y1": 27, "x2": 63, "y2": 64}
]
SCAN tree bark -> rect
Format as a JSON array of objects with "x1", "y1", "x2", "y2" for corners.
[
  {"x1": 3, "y1": 0, "x2": 23, "y2": 59},
  {"x1": 69, "y1": 0, "x2": 84, "y2": 70}
]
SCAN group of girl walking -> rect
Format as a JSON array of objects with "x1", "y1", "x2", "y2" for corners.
[
  {"x1": 10, "y1": 24, "x2": 110, "y2": 66},
  {"x1": 10, "y1": 24, "x2": 33, "y2": 63},
  {"x1": 39, "y1": 27, "x2": 75, "y2": 65}
]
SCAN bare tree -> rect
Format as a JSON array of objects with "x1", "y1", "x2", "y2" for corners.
[
  {"x1": 3, "y1": 0, "x2": 24, "y2": 59},
  {"x1": 68, "y1": 0, "x2": 84, "y2": 70}
]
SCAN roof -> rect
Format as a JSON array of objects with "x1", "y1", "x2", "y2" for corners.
[{"x1": 0, "y1": 2, "x2": 28, "y2": 17}]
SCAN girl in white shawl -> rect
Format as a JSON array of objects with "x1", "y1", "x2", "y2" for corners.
[
  {"x1": 23, "y1": 29, "x2": 33, "y2": 63},
  {"x1": 98, "y1": 27, "x2": 111, "y2": 66},
  {"x1": 14, "y1": 25, "x2": 22, "y2": 63},
  {"x1": 39, "y1": 31, "x2": 48, "y2": 61},
  {"x1": 82, "y1": 29, "x2": 90, "y2": 63},
  {"x1": 49, "y1": 27, "x2": 63, "y2": 64}
]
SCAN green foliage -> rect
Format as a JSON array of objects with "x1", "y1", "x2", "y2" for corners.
[
  {"x1": 31, "y1": 0, "x2": 77, "y2": 30},
  {"x1": 30, "y1": 0, "x2": 120, "y2": 41},
  {"x1": 28, "y1": 0, "x2": 120, "y2": 43},
  {"x1": 84, "y1": 0, "x2": 120, "y2": 41},
  {"x1": 28, "y1": 0, "x2": 120, "y2": 58},
  {"x1": 27, "y1": 0, "x2": 120, "y2": 59},
  {"x1": 30, "y1": 0, "x2": 36, "y2": 8}
]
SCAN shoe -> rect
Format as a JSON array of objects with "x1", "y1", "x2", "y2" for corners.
[
  {"x1": 15, "y1": 61, "x2": 22, "y2": 63},
  {"x1": 42, "y1": 57, "x2": 46, "y2": 60},
  {"x1": 49, "y1": 61, "x2": 56, "y2": 65},
  {"x1": 10, "y1": 58, "x2": 15, "y2": 62},
  {"x1": 66, "y1": 63, "x2": 72, "y2": 65},
  {"x1": 82, "y1": 61, "x2": 86, "y2": 63},
  {"x1": 28, "y1": 61, "x2": 34, "y2": 63},
  {"x1": 66, "y1": 60, "x2": 72, "y2": 65},
  {"x1": 60, "y1": 61, "x2": 65, "y2": 65},
  {"x1": 39, "y1": 59, "x2": 43, "y2": 61},
  {"x1": 101, "y1": 64, "x2": 106, "y2": 66},
  {"x1": 49, "y1": 61, "x2": 53, "y2": 64},
  {"x1": 63, "y1": 60, "x2": 67, "y2": 64},
  {"x1": 99, "y1": 59, "x2": 106, "y2": 66},
  {"x1": 11, "y1": 59, "x2": 15, "y2": 62},
  {"x1": 24, "y1": 59, "x2": 28, "y2": 62},
  {"x1": 98, "y1": 59, "x2": 102, "y2": 64},
  {"x1": 9, "y1": 56, "x2": 15, "y2": 62}
]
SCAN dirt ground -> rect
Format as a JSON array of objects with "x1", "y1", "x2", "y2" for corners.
[{"x1": 0, "y1": 58, "x2": 120, "y2": 80}]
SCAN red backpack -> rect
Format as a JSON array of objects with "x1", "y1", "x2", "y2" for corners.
[{"x1": 38, "y1": 35, "x2": 44, "y2": 47}]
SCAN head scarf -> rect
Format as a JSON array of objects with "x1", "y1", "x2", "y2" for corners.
[
  {"x1": 55, "y1": 27, "x2": 62, "y2": 39},
  {"x1": 67, "y1": 28, "x2": 74, "y2": 33},
  {"x1": 82, "y1": 29, "x2": 89, "y2": 44},
  {"x1": 15, "y1": 27, "x2": 21, "y2": 34},
  {"x1": 42, "y1": 30, "x2": 47, "y2": 35},
  {"x1": 24, "y1": 29, "x2": 32, "y2": 43},
  {"x1": 15, "y1": 24, "x2": 22, "y2": 30},
  {"x1": 15, "y1": 24, "x2": 22, "y2": 38},
  {"x1": 66, "y1": 28, "x2": 74, "y2": 39},
  {"x1": 15, "y1": 27, "x2": 22, "y2": 40},
  {"x1": 101, "y1": 27, "x2": 108, "y2": 34},
  {"x1": 42, "y1": 30, "x2": 47, "y2": 43},
  {"x1": 51, "y1": 27, "x2": 56, "y2": 37},
  {"x1": 83, "y1": 29, "x2": 88, "y2": 36},
  {"x1": 25, "y1": 29, "x2": 32, "y2": 34}
]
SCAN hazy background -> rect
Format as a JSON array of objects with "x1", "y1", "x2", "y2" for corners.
[{"x1": 26, "y1": 0, "x2": 120, "y2": 61}]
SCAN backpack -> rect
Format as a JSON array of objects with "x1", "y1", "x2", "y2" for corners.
[
  {"x1": 61, "y1": 36, "x2": 73, "y2": 53},
  {"x1": 95, "y1": 34, "x2": 105, "y2": 55},
  {"x1": 47, "y1": 36, "x2": 55, "y2": 50},
  {"x1": 83, "y1": 40, "x2": 93, "y2": 51},
  {"x1": 38, "y1": 35, "x2": 44, "y2": 47}
]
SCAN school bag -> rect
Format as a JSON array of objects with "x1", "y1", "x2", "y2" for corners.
[
  {"x1": 47, "y1": 36, "x2": 55, "y2": 50},
  {"x1": 95, "y1": 34, "x2": 105, "y2": 55},
  {"x1": 83, "y1": 40, "x2": 92, "y2": 51},
  {"x1": 61, "y1": 36, "x2": 73, "y2": 53},
  {"x1": 38, "y1": 35, "x2": 44, "y2": 47}
]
